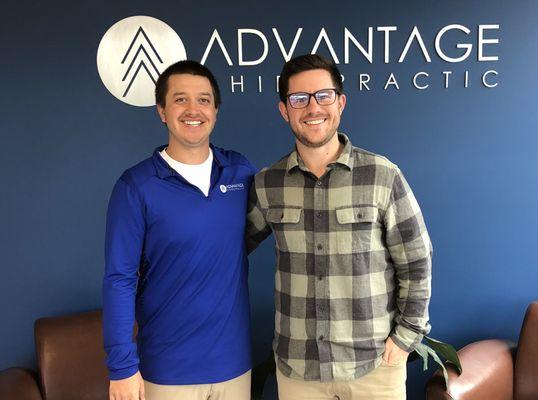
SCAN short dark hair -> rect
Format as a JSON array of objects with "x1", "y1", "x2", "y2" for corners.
[
  {"x1": 278, "y1": 54, "x2": 343, "y2": 102},
  {"x1": 155, "y1": 60, "x2": 221, "y2": 108}
]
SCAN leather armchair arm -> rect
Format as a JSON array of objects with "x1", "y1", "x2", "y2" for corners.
[
  {"x1": 515, "y1": 301, "x2": 538, "y2": 400},
  {"x1": 426, "y1": 339, "x2": 516, "y2": 400},
  {"x1": 0, "y1": 368, "x2": 43, "y2": 400}
]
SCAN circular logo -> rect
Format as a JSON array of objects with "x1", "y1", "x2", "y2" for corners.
[
  {"x1": 97, "y1": 16, "x2": 187, "y2": 107},
  {"x1": 220, "y1": 185, "x2": 228, "y2": 193}
]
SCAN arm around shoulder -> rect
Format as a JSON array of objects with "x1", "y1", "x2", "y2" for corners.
[{"x1": 245, "y1": 176, "x2": 271, "y2": 254}]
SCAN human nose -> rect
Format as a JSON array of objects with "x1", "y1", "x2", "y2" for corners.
[
  {"x1": 185, "y1": 100, "x2": 200, "y2": 114},
  {"x1": 305, "y1": 94, "x2": 322, "y2": 112}
]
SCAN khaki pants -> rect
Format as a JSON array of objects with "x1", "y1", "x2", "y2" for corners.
[
  {"x1": 144, "y1": 370, "x2": 251, "y2": 400},
  {"x1": 276, "y1": 360, "x2": 407, "y2": 400}
]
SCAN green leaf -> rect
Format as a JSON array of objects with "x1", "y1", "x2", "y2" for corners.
[
  {"x1": 411, "y1": 336, "x2": 463, "y2": 388},
  {"x1": 413, "y1": 342, "x2": 430, "y2": 372},
  {"x1": 425, "y1": 344, "x2": 449, "y2": 385},
  {"x1": 424, "y1": 336, "x2": 462, "y2": 374}
]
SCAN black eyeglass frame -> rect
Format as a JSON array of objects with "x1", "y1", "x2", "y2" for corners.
[{"x1": 285, "y1": 88, "x2": 342, "y2": 109}]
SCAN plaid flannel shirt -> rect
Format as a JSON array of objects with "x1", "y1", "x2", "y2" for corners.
[{"x1": 246, "y1": 133, "x2": 432, "y2": 382}]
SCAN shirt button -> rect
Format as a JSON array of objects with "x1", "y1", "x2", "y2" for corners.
[
  {"x1": 317, "y1": 244, "x2": 323, "y2": 250},
  {"x1": 318, "y1": 335, "x2": 324, "y2": 340},
  {"x1": 316, "y1": 211, "x2": 322, "y2": 218},
  {"x1": 318, "y1": 275, "x2": 323, "y2": 280},
  {"x1": 316, "y1": 180, "x2": 323, "y2": 186}
]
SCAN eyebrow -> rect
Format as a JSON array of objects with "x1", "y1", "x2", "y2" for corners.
[{"x1": 171, "y1": 92, "x2": 212, "y2": 97}]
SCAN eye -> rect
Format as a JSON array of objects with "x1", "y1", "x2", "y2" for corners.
[
  {"x1": 317, "y1": 91, "x2": 331, "y2": 100},
  {"x1": 315, "y1": 90, "x2": 336, "y2": 105},
  {"x1": 175, "y1": 97, "x2": 187, "y2": 103},
  {"x1": 290, "y1": 94, "x2": 308, "y2": 105},
  {"x1": 198, "y1": 97, "x2": 212, "y2": 105}
]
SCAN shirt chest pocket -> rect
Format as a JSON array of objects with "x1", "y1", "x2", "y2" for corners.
[
  {"x1": 335, "y1": 206, "x2": 382, "y2": 254},
  {"x1": 266, "y1": 207, "x2": 305, "y2": 253}
]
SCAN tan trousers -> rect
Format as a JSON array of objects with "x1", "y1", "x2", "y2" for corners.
[
  {"x1": 276, "y1": 360, "x2": 407, "y2": 400},
  {"x1": 144, "y1": 370, "x2": 251, "y2": 400}
]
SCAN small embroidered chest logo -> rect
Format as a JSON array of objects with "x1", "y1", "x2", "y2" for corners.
[{"x1": 220, "y1": 183, "x2": 245, "y2": 193}]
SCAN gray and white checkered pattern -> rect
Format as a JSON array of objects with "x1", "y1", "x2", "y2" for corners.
[{"x1": 247, "y1": 134, "x2": 432, "y2": 382}]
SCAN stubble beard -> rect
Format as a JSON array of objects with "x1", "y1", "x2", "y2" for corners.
[{"x1": 292, "y1": 127, "x2": 337, "y2": 149}]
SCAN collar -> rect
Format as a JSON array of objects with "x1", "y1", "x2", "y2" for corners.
[
  {"x1": 286, "y1": 132, "x2": 354, "y2": 173},
  {"x1": 153, "y1": 143, "x2": 229, "y2": 179}
]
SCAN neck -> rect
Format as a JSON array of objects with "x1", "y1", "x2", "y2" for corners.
[
  {"x1": 296, "y1": 132, "x2": 343, "y2": 178},
  {"x1": 166, "y1": 140, "x2": 210, "y2": 165}
]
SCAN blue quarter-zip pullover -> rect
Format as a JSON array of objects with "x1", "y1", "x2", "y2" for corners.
[{"x1": 103, "y1": 144, "x2": 255, "y2": 384}]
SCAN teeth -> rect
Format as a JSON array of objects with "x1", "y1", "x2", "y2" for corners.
[
  {"x1": 305, "y1": 119, "x2": 325, "y2": 125},
  {"x1": 184, "y1": 120, "x2": 202, "y2": 126}
]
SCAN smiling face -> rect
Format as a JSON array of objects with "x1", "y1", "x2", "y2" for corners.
[
  {"x1": 157, "y1": 73, "x2": 218, "y2": 152},
  {"x1": 279, "y1": 69, "x2": 346, "y2": 148}
]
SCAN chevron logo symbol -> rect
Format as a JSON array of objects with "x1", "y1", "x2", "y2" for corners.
[
  {"x1": 120, "y1": 27, "x2": 163, "y2": 98},
  {"x1": 97, "y1": 16, "x2": 187, "y2": 107}
]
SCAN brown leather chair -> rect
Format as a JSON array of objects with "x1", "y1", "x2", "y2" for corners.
[
  {"x1": 425, "y1": 301, "x2": 538, "y2": 400},
  {"x1": 0, "y1": 368, "x2": 42, "y2": 400},
  {"x1": 0, "y1": 310, "x2": 109, "y2": 400}
]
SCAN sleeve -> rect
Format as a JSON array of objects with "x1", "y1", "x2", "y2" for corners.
[
  {"x1": 245, "y1": 177, "x2": 272, "y2": 254},
  {"x1": 102, "y1": 174, "x2": 145, "y2": 380},
  {"x1": 384, "y1": 168, "x2": 433, "y2": 352}
]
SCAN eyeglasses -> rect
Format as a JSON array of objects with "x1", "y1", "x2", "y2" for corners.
[{"x1": 286, "y1": 88, "x2": 340, "y2": 109}]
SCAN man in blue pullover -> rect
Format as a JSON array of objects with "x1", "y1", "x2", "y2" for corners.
[{"x1": 103, "y1": 61, "x2": 256, "y2": 400}]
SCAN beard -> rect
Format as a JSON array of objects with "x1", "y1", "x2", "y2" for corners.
[{"x1": 292, "y1": 127, "x2": 337, "y2": 148}]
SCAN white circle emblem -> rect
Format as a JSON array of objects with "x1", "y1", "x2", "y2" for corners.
[
  {"x1": 220, "y1": 185, "x2": 227, "y2": 193},
  {"x1": 97, "y1": 16, "x2": 187, "y2": 107}
]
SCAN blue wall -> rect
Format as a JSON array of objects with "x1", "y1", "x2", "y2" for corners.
[{"x1": 2, "y1": 1, "x2": 537, "y2": 399}]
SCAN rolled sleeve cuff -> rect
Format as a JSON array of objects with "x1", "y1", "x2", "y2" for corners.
[{"x1": 390, "y1": 324, "x2": 424, "y2": 353}]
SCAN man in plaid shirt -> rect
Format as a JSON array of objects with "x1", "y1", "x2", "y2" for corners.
[{"x1": 246, "y1": 54, "x2": 432, "y2": 400}]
